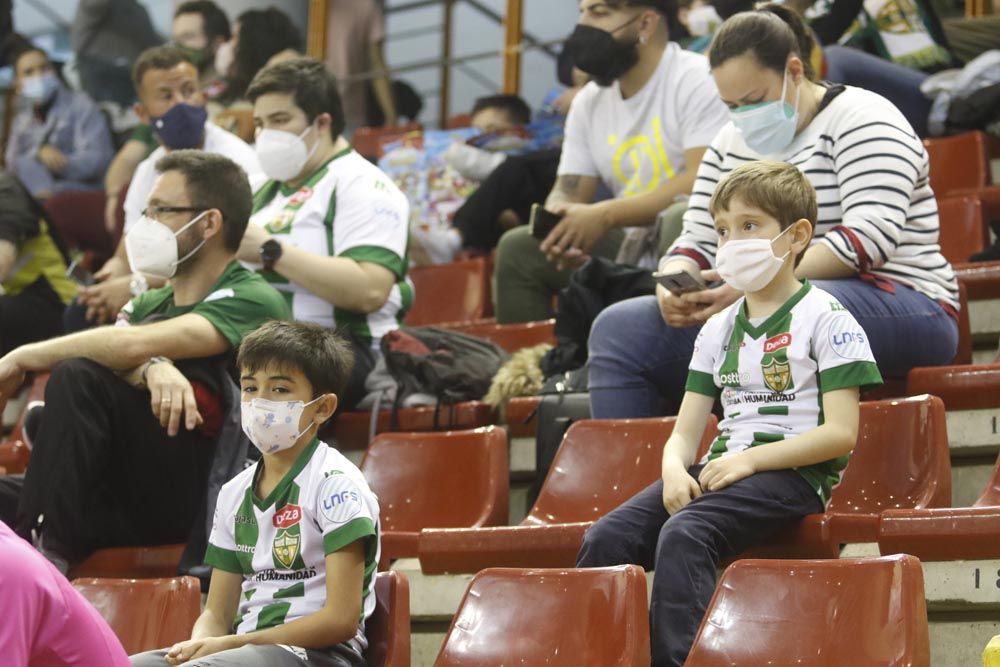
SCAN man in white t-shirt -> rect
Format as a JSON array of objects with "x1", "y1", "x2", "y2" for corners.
[
  {"x1": 68, "y1": 46, "x2": 263, "y2": 331},
  {"x1": 493, "y1": 0, "x2": 729, "y2": 323}
]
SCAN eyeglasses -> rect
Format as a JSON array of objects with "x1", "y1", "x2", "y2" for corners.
[{"x1": 141, "y1": 205, "x2": 207, "y2": 221}]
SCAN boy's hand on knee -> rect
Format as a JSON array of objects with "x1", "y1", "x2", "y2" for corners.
[
  {"x1": 662, "y1": 462, "x2": 702, "y2": 514},
  {"x1": 698, "y1": 452, "x2": 756, "y2": 492}
]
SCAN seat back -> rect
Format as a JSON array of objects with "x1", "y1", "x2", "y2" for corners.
[
  {"x1": 42, "y1": 189, "x2": 116, "y2": 259},
  {"x1": 974, "y1": 453, "x2": 1000, "y2": 507},
  {"x1": 440, "y1": 319, "x2": 556, "y2": 353},
  {"x1": 937, "y1": 196, "x2": 988, "y2": 265},
  {"x1": 686, "y1": 554, "x2": 929, "y2": 666},
  {"x1": 434, "y1": 565, "x2": 650, "y2": 667},
  {"x1": 362, "y1": 427, "x2": 508, "y2": 532},
  {"x1": 406, "y1": 258, "x2": 489, "y2": 325},
  {"x1": 925, "y1": 131, "x2": 991, "y2": 197},
  {"x1": 365, "y1": 571, "x2": 411, "y2": 667},
  {"x1": 524, "y1": 416, "x2": 718, "y2": 526},
  {"x1": 827, "y1": 395, "x2": 951, "y2": 515},
  {"x1": 72, "y1": 576, "x2": 200, "y2": 656}
]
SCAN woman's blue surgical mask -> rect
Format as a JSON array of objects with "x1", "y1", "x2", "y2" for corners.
[
  {"x1": 730, "y1": 69, "x2": 800, "y2": 156},
  {"x1": 22, "y1": 72, "x2": 60, "y2": 106}
]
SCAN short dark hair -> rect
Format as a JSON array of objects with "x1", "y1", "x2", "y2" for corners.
[
  {"x1": 132, "y1": 45, "x2": 196, "y2": 93},
  {"x1": 601, "y1": 0, "x2": 680, "y2": 38},
  {"x1": 238, "y1": 320, "x2": 356, "y2": 398},
  {"x1": 154, "y1": 150, "x2": 251, "y2": 252},
  {"x1": 471, "y1": 94, "x2": 532, "y2": 126},
  {"x1": 247, "y1": 57, "x2": 345, "y2": 140},
  {"x1": 175, "y1": 1, "x2": 232, "y2": 43},
  {"x1": 709, "y1": 160, "x2": 816, "y2": 264},
  {"x1": 708, "y1": 5, "x2": 817, "y2": 80},
  {"x1": 224, "y1": 7, "x2": 302, "y2": 102}
]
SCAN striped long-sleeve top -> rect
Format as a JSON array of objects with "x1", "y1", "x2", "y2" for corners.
[{"x1": 666, "y1": 84, "x2": 959, "y2": 311}]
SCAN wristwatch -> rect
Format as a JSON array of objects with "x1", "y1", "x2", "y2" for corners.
[
  {"x1": 129, "y1": 272, "x2": 148, "y2": 297},
  {"x1": 260, "y1": 239, "x2": 283, "y2": 272}
]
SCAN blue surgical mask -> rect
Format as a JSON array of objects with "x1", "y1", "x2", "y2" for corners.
[
  {"x1": 730, "y1": 70, "x2": 800, "y2": 156},
  {"x1": 22, "y1": 72, "x2": 60, "y2": 106},
  {"x1": 151, "y1": 102, "x2": 208, "y2": 150}
]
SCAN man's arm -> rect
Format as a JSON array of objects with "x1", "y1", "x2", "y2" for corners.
[
  {"x1": 544, "y1": 174, "x2": 600, "y2": 209},
  {"x1": 103, "y1": 140, "x2": 149, "y2": 233},
  {"x1": 0, "y1": 240, "x2": 17, "y2": 283},
  {"x1": 0, "y1": 313, "x2": 230, "y2": 397}
]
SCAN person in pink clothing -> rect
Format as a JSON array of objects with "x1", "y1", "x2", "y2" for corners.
[{"x1": 0, "y1": 521, "x2": 130, "y2": 667}]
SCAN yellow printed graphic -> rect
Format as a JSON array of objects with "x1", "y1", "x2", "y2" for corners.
[{"x1": 610, "y1": 116, "x2": 676, "y2": 197}]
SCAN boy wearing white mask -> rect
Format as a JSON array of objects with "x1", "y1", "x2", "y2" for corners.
[
  {"x1": 577, "y1": 161, "x2": 882, "y2": 667},
  {"x1": 241, "y1": 57, "x2": 409, "y2": 409},
  {"x1": 131, "y1": 320, "x2": 377, "y2": 667},
  {"x1": 5, "y1": 44, "x2": 113, "y2": 199},
  {"x1": 0, "y1": 151, "x2": 290, "y2": 573}
]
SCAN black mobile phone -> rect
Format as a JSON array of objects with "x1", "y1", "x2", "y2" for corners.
[
  {"x1": 529, "y1": 203, "x2": 562, "y2": 241},
  {"x1": 66, "y1": 259, "x2": 95, "y2": 286},
  {"x1": 652, "y1": 270, "x2": 706, "y2": 296}
]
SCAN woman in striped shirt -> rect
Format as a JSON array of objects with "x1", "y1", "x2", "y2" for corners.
[{"x1": 588, "y1": 4, "x2": 959, "y2": 419}]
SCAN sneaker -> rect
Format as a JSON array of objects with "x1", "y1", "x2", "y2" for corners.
[{"x1": 21, "y1": 401, "x2": 44, "y2": 449}]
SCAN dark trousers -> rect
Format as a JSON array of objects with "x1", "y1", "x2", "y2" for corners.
[
  {"x1": 0, "y1": 277, "x2": 66, "y2": 355},
  {"x1": 576, "y1": 465, "x2": 823, "y2": 667},
  {"x1": 453, "y1": 148, "x2": 561, "y2": 252},
  {"x1": 8, "y1": 358, "x2": 214, "y2": 564}
]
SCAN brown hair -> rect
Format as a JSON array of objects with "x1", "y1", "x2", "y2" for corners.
[
  {"x1": 238, "y1": 320, "x2": 355, "y2": 398},
  {"x1": 246, "y1": 57, "x2": 345, "y2": 140},
  {"x1": 131, "y1": 45, "x2": 196, "y2": 92},
  {"x1": 708, "y1": 4, "x2": 816, "y2": 80},
  {"x1": 709, "y1": 161, "x2": 816, "y2": 262}
]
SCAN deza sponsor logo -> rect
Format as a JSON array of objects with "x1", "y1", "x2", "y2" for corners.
[
  {"x1": 272, "y1": 504, "x2": 302, "y2": 530},
  {"x1": 764, "y1": 333, "x2": 792, "y2": 354}
]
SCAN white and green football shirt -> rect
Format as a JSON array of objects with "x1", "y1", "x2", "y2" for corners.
[
  {"x1": 685, "y1": 281, "x2": 882, "y2": 503},
  {"x1": 247, "y1": 148, "x2": 412, "y2": 349},
  {"x1": 205, "y1": 437, "x2": 381, "y2": 653}
]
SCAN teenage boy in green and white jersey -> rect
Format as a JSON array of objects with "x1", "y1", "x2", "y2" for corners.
[
  {"x1": 238, "y1": 57, "x2": 410, "y2": 410},
  {"x1": 131, "y1": 320, "x2": 379, "y2": 667},
  {"x1": 576, "y1": 161, "x2": 882, "y2": 667}
]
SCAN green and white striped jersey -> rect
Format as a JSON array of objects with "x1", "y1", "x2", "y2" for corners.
[
  {"x1": 205, "y1": 438, "x2": 381, "y2": 653},
  {"x1": 685, "y1": 281, "x2": 882, "y2": 503},
  {"x1": 247, "y1": 148, "x2": 411, "y2": 350}
]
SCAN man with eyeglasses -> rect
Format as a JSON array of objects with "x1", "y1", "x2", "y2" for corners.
[
  {"x1": 0, "y1": 151, "x2": 289, "y2": 573},
  {"x1": 68, "y1": 44, "x2": 262, "y2": 332}
]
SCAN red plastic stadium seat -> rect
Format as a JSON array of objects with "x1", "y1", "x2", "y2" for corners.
[
  {"x1": 505, "y1": 396, "x2": 540, "y2": 438},
  {"x1": 70, "y1": 544, "x2": 185, "y2": 579},
  {"x1": 434, "y1": 565, "x2": 650, "y2": 667},
  {"x1": 907, "y1": 361, "x2": 1000, "y2": 410},
  {"x1": 937, "y1": 196, "x2": 989, "y2": 265},
  {"x1": 878, "y1": 454, "x2": 1000, "y2": 561},
  {"x1": 331, "y1": 400, "x2": 494, "y2": 451},
  {"x1": 0, "y1": 372, "x2": 50, "y2": 474},
  {"x1": 955, "y1": 260, "x2": 1000, "y2": 301},
  {"x1": 365, "y1": 571, "x2": 411, "y2": 667},
  {"x1": 686, "y1": 555, "x2": 930, "y2": 667},
  {"x1": 418, "y1": 417, "x2": 718, "y2": 574},
  {"x1": 72, "y1": 576, "x2": 200, "y2": 655},
  {"x1": 746, "y1": 395, "x2": 951, "y2": 558},
  {"x1": 361, "y1": 428, "x2": 508, "y2": 564},
  {"x1": 439, "y1": 319, "x2": 555, "y2": 353},
  {"x1": 925, "y1": 131, "x2": 991, "y2": 196},
  {"x1": 43, "y1": 190, "x2": 117, "y2": 260},
  {"x1": 406, "y1": 258, "x2": 489, "y2": 326}
]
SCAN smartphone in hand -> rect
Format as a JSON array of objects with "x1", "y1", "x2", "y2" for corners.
[
  {"x1": 66, "y1": 259, "x2": 96, "y2": 286},
  {"x1": 652, "y1": 270, "x2": 706, "y2": 296},
  {"x1": 529, "y1": 203, "x2": 563, "y2": 241}
]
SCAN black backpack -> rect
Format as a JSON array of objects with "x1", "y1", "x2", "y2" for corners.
[{"x1": 381, "y1": 326, "x2": 509, "y2": 426}]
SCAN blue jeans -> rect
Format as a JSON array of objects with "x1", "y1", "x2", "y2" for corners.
[
  {"x1": 588, "y1": 279, "x2": 959, "y2": 419},
  {"x1": 823, "y1": 45, "x2": 932, "y2": 137}
]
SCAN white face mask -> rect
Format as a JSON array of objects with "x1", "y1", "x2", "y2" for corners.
[
  {"x1": 716, "y1": 225, "x2": 794, "y2": 292},
  {"x1": 125, "y1": 211, "x2": 207, "y2": 279},
  {"x1": 255, "y1": 125, "x2": 319, "y2": 182},
  {"x1": 241, "y1": 397, "x2": 321, "y2": 455},
  {"x1": 687, "y1": 4, "x2": 722, "y2": 37}
]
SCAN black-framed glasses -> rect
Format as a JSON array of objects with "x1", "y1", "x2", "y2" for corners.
[{"x1": 141, "y1": 205, "x2": 207, "y2": 221}]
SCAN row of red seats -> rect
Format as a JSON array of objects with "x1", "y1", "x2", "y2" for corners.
[{"x1": 72, "y1": 571, "x2": 409, "y2": 665}]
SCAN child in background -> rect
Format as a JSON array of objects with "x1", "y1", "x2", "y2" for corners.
[
  {"x1": 131, "y1": 320, "x2": 380, "y2": 667},
  {"x1": 577, "y1": 161, "x2": 882, "y2": 667}
]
